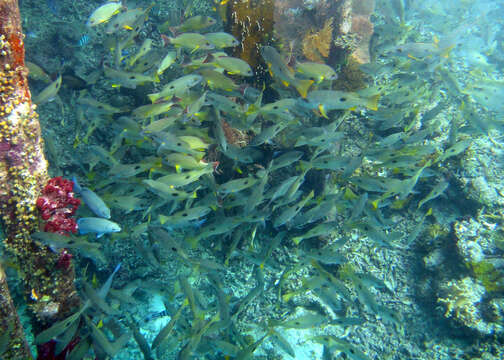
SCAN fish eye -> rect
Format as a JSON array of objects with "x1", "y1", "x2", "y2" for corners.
[
  {"x1": 129, "y1": 76, "x2": 136, "y2": 79},
  {"x1": 340, "y1": 97, "x2": 346, "y2": 102},
  {"x1": 182, "y1": 213, "x2": 188, "y2": 217}
]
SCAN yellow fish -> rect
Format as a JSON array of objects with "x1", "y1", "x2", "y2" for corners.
[
  {"x1": 87, "y1": 2, "x2": 123, "y2": 27},
  {"x1": 31, "y1": 288, "x2": 39, "y2": 301},
  {"x1": 33, "y1": 74, "x2": 62, "y2": 105}
]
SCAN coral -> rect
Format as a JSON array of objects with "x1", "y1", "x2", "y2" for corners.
[
  {"x1": 36, "y1": 336, "x2": 80, "y2": 360},
  {"x1": 453, "y1": 219, "x2": 494, "y2": 264},
  {"x1": 460, "y1": 137, "x2": 504, "y2": 207},
  {"x1": 349, "y1": 14, "x2": 374, "y2": 63},
  {"x1": 302, "y1": 18, "x2": 334, "y2": 62},
  {"x1": 330, "y1": 0, "x2": 375, "y2": 64},
  {"x1": 469, "y1": 261, "x2": 504, "y2": 293},
  {"x1": 426, "y1": 223, "x2": 450, "y2": 240},
  {"x1": 438, "y1": 277, "x2": 484, "y2": 325},
  {"x1": 36, "y1": 176, "x2": 80, "y2": 235},
  {"x1": 423, "y1": 248, "x2": 445, "y2": 270},
  {"x1": 221, "y1": 119, "x2": 251, "y2": 147},
  {"x1": 56, "y1": 249, "x2": 73, "y2": 271},
  {"x1": 332, "y1": 57, "x2": 367, "y2": 91},
  {"x1": 226, "y1": 0, "x2": 275, "y2": 70},
  {"x1": 438, "y1": 277, "x2": 501, "y2": 335}
]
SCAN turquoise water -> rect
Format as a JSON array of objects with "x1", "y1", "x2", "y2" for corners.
[{"x1": 10, "y1": 0, "x2": 504, "y2": 358}]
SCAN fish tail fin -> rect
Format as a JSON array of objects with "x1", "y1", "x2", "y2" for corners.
[
  {"x1": 190, "y1": 45, "x2": 200, "y2": 54},
  {"x1": 147, "y1": 93, "x2": 159, "y2": 103},
  {"x1": 366, "y1": 94, "x2": 380, "y2": 111},
  {"x1": 317, "y1": 104, "x2": 329, "y2": 119},
  {"x1": 298, "y1": 160, "x2": 311, "y2": 170},
  {"x1": 72, "y1": 176, "x2": 82, "y2": 193},
  {"x1": 295, "y1": 79, "x2": 313, "y2": 98},
  {"x1": 440, "y1": 44, "x2": 455, "y2": 59},
  {"x1": 371, "y1": 199, "x2": 380, "y2": 210}
]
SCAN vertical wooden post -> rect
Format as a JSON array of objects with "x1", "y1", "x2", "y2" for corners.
[
  {"x1": 0, "y1": 263, "x2": 33, "y2": 359},
  {"x1": 0, "y1": 0, "x2": 80, "y2": 357}
]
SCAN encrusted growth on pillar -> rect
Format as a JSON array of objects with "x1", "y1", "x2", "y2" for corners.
[{"x1": 0, "y1": 1, "x2": 80, "y2": 358}]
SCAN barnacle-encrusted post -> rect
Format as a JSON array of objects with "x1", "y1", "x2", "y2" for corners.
[
  {"x1": 0, "y1": 263, "x2": 33, "y2": 359},
  {"x1": 0, "y1": 0, "x2": 79, "y2": 354}
]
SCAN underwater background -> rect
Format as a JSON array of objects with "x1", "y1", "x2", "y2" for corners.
[{"x1": 1, "y1": 0, "x2": 504, "y2": 359}]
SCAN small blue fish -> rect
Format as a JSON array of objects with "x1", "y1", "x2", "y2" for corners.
[
  {"x1": 77, "y1": 35, "x2": 90, "y2": 47},
  {"x1": 77, "y1": 217, "x2": 121, "y2": 238},
  {"x1": 25, "y1": 30, "x2": 38, "y2": 39},
  {"x1": 73, "y1": 176, "x2": 111, "y2": 219}
]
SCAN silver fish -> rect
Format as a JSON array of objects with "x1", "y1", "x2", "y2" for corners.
[
  {"x1": 78, "y1": 217, "x2": 121, "y2": 238},
  {"x1": 73, "y1": 177, "x2": 110, "y2": 219}
]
